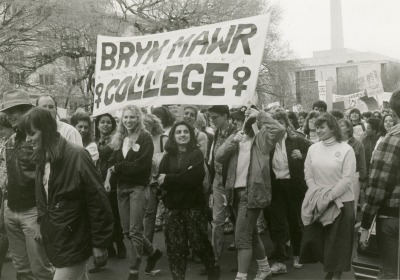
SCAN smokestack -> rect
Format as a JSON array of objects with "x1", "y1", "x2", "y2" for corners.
[{"x1": 330, "y1": 0, "x2": 344, "y2": 50}]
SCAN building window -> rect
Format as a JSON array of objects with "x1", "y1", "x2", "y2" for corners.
[
  {"x1": 337, "y1": 66, "x2": 358, "y2": 95},
  {"x1": 39, "y1": 74, "x2": 55, "y2": 86},
  {"x1": 9, "y1": 72, "x2": 25, "y2": 84},
  {"x1": 297, "y1": 70, "x2": 316, "y2": 84},
  {"x1": 295, "y1": 70, "x2": 316, "y2": 103}
]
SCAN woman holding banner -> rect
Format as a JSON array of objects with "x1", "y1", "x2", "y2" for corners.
[{"x1": 106, "y1": 105, "x2": 162, "y2": 280}]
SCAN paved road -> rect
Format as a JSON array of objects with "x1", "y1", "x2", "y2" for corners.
[{"x1": 1, "y1": 230, "x2": 357, "y2": 280}]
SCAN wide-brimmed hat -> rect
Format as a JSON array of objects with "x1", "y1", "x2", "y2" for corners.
[{"x1": 1, "y1": 90, "x2": 33, "y2": 112}]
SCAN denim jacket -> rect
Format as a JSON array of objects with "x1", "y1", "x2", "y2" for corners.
[{"x1": 215, "y1": 112, "x2": 285, "y2": 208}]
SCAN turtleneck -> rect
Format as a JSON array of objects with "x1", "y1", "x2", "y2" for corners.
[{"x1": 322, "y1": 136, "x2": 337, "y2": 146}]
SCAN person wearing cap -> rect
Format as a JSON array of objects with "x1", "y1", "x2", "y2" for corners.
[
  {"x1": 0, "y1": 113, "x2": 13, "y2": 277},
  {"x1": 1, "y1": 90, "x2": 54, "y2": 279},
  {"x1": 36, "y1": 95, "x2": 83, "y2": 147}
]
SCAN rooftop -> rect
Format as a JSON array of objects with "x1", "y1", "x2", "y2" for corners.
[{"x1": 299, "y1": 48, "x2": 399, "y2": 68}]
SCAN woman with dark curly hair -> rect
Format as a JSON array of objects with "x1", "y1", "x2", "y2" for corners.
[
  {"x1": 90, "y1": 113, "x2": 125, "y2": 272},
  {"x1": 348, "y1": 108, "x2": 365, "y2": 140},
  {"x1": 373, "y1": 114, "x2": 396, "y2": 157},
  {"x1": 158, "y1": 121, "x2": 219, "y2": 280},
  {"x1": 300, "y1": 113, "x2": 356, "y2": 280}
]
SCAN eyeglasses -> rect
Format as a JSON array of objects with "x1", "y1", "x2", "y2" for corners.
[{"x1": 209, "y1": 115, "x2": 222, "y2": 121}]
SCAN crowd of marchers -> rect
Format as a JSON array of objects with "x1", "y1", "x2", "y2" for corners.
[{"x1": 0, "y1": 89, "x2": 400, "y2": 280}]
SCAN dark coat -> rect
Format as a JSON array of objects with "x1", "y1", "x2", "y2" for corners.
[
  {"x1": 270, "y1": 132, "x2": 312, "y2": 190},
  {"x1": 159, "y1": 148, "x2": 205, "y2": 209},
  {"x1": 36, "y1": 136, "x2": 113, "y2": 268},
  {"x1": 5, "y1": 131, "x2": 36, "y2": 210}
]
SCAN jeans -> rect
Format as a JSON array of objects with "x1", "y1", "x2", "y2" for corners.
[
  {"x1": 117, "y1": 185, "x2": 155, "y2": 272},
  {"x1": 144, "y1": 184, "x2": 158, "y2": 243},
  {"x1": 376, "y1": 217, "x2": 399, "y2": 279},
  {"x1": 211, "y1": 173, "x2": 227, "y2": 262},
  {"x1": 270, "y1": 179, "x2": 304, "y2": 262},
  {"x1": 4, "y1": 202, "x2": 54, "y2": 280},
  {"x1": 53, "y1": 259, "x2": 88, "y2": 280},
  {"x1": 0, "y1": 193, "x2": 9, "y2": 276}
]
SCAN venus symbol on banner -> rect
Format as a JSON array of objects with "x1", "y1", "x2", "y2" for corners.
[{"x1": 93, "y1": 14, "x2": 271, "y2": 116}]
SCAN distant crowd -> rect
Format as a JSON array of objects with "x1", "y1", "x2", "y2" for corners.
[{"x1": 0, "y1": 89, "x2": 400, "y2": 280}]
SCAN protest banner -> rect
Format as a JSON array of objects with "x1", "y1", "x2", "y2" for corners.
[
  {"x1": 358, "y1": 64, "x2": 384, "y2": 97},
  {"x1": 333, "y1": 91, "x2": 368, "y2": 109},
  {"x1": 93, "y1": 14, "x2": 270, "y2": 116}
]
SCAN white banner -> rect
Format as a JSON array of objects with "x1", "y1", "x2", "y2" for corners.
[
  {"x1": 93, "y1": 14, "x2": 271, "y2": 116},
  {"x1": 358, "y1": 64, "x2": 384, "y2": 97},
  {"x1": 333, "y1": 91, "x2": 367, "y2": 109}
]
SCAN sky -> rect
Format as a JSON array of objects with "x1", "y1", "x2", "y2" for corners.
[{"x1": 271, "y1": 0, "x2": 400, "y2": 60}]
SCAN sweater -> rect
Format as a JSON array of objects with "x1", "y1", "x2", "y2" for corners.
[
  {"x1": 158, "y1": 148, "x2": 206, "y2": 209},
  {"x1": 108, "y1": 130, "x2": 154, "y2": 186},
  {"x1": 304, "y1": 139, "x2": 356, "y2": 202}
]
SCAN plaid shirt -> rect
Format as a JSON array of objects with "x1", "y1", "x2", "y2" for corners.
[{"x1": 361, "y1": 134, "x2": 400, "y2": 229}]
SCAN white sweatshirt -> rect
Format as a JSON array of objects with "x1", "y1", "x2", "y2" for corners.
[{"x1": 304, "y1": 139, "x2": 356, "y2": 202}]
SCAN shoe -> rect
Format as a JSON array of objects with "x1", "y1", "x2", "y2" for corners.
[
  {"x1": 207, "y1": 265, "x2": 220, "y2": 280},
  {"x1": 117, "y1": 241, "x2": 126, "y2": 259},
  {"x1": 254, "y1": 269, "x2": 272, "y2": 280},
  {"x1": 127, "y1": 273, "x2": 139, "y2": 280},
  {"x1": 293, "y1": 256, "x2": 303, "y2": 269},
  {"x1": 270, "y1": 262, "x2": 287, "y2": 275},
  {"x1": 88, "y1": 259, "x2": 107, "y2": 273},
  {"x1": 145, "y1": 249, "x2": 162, "y2": 273}
]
